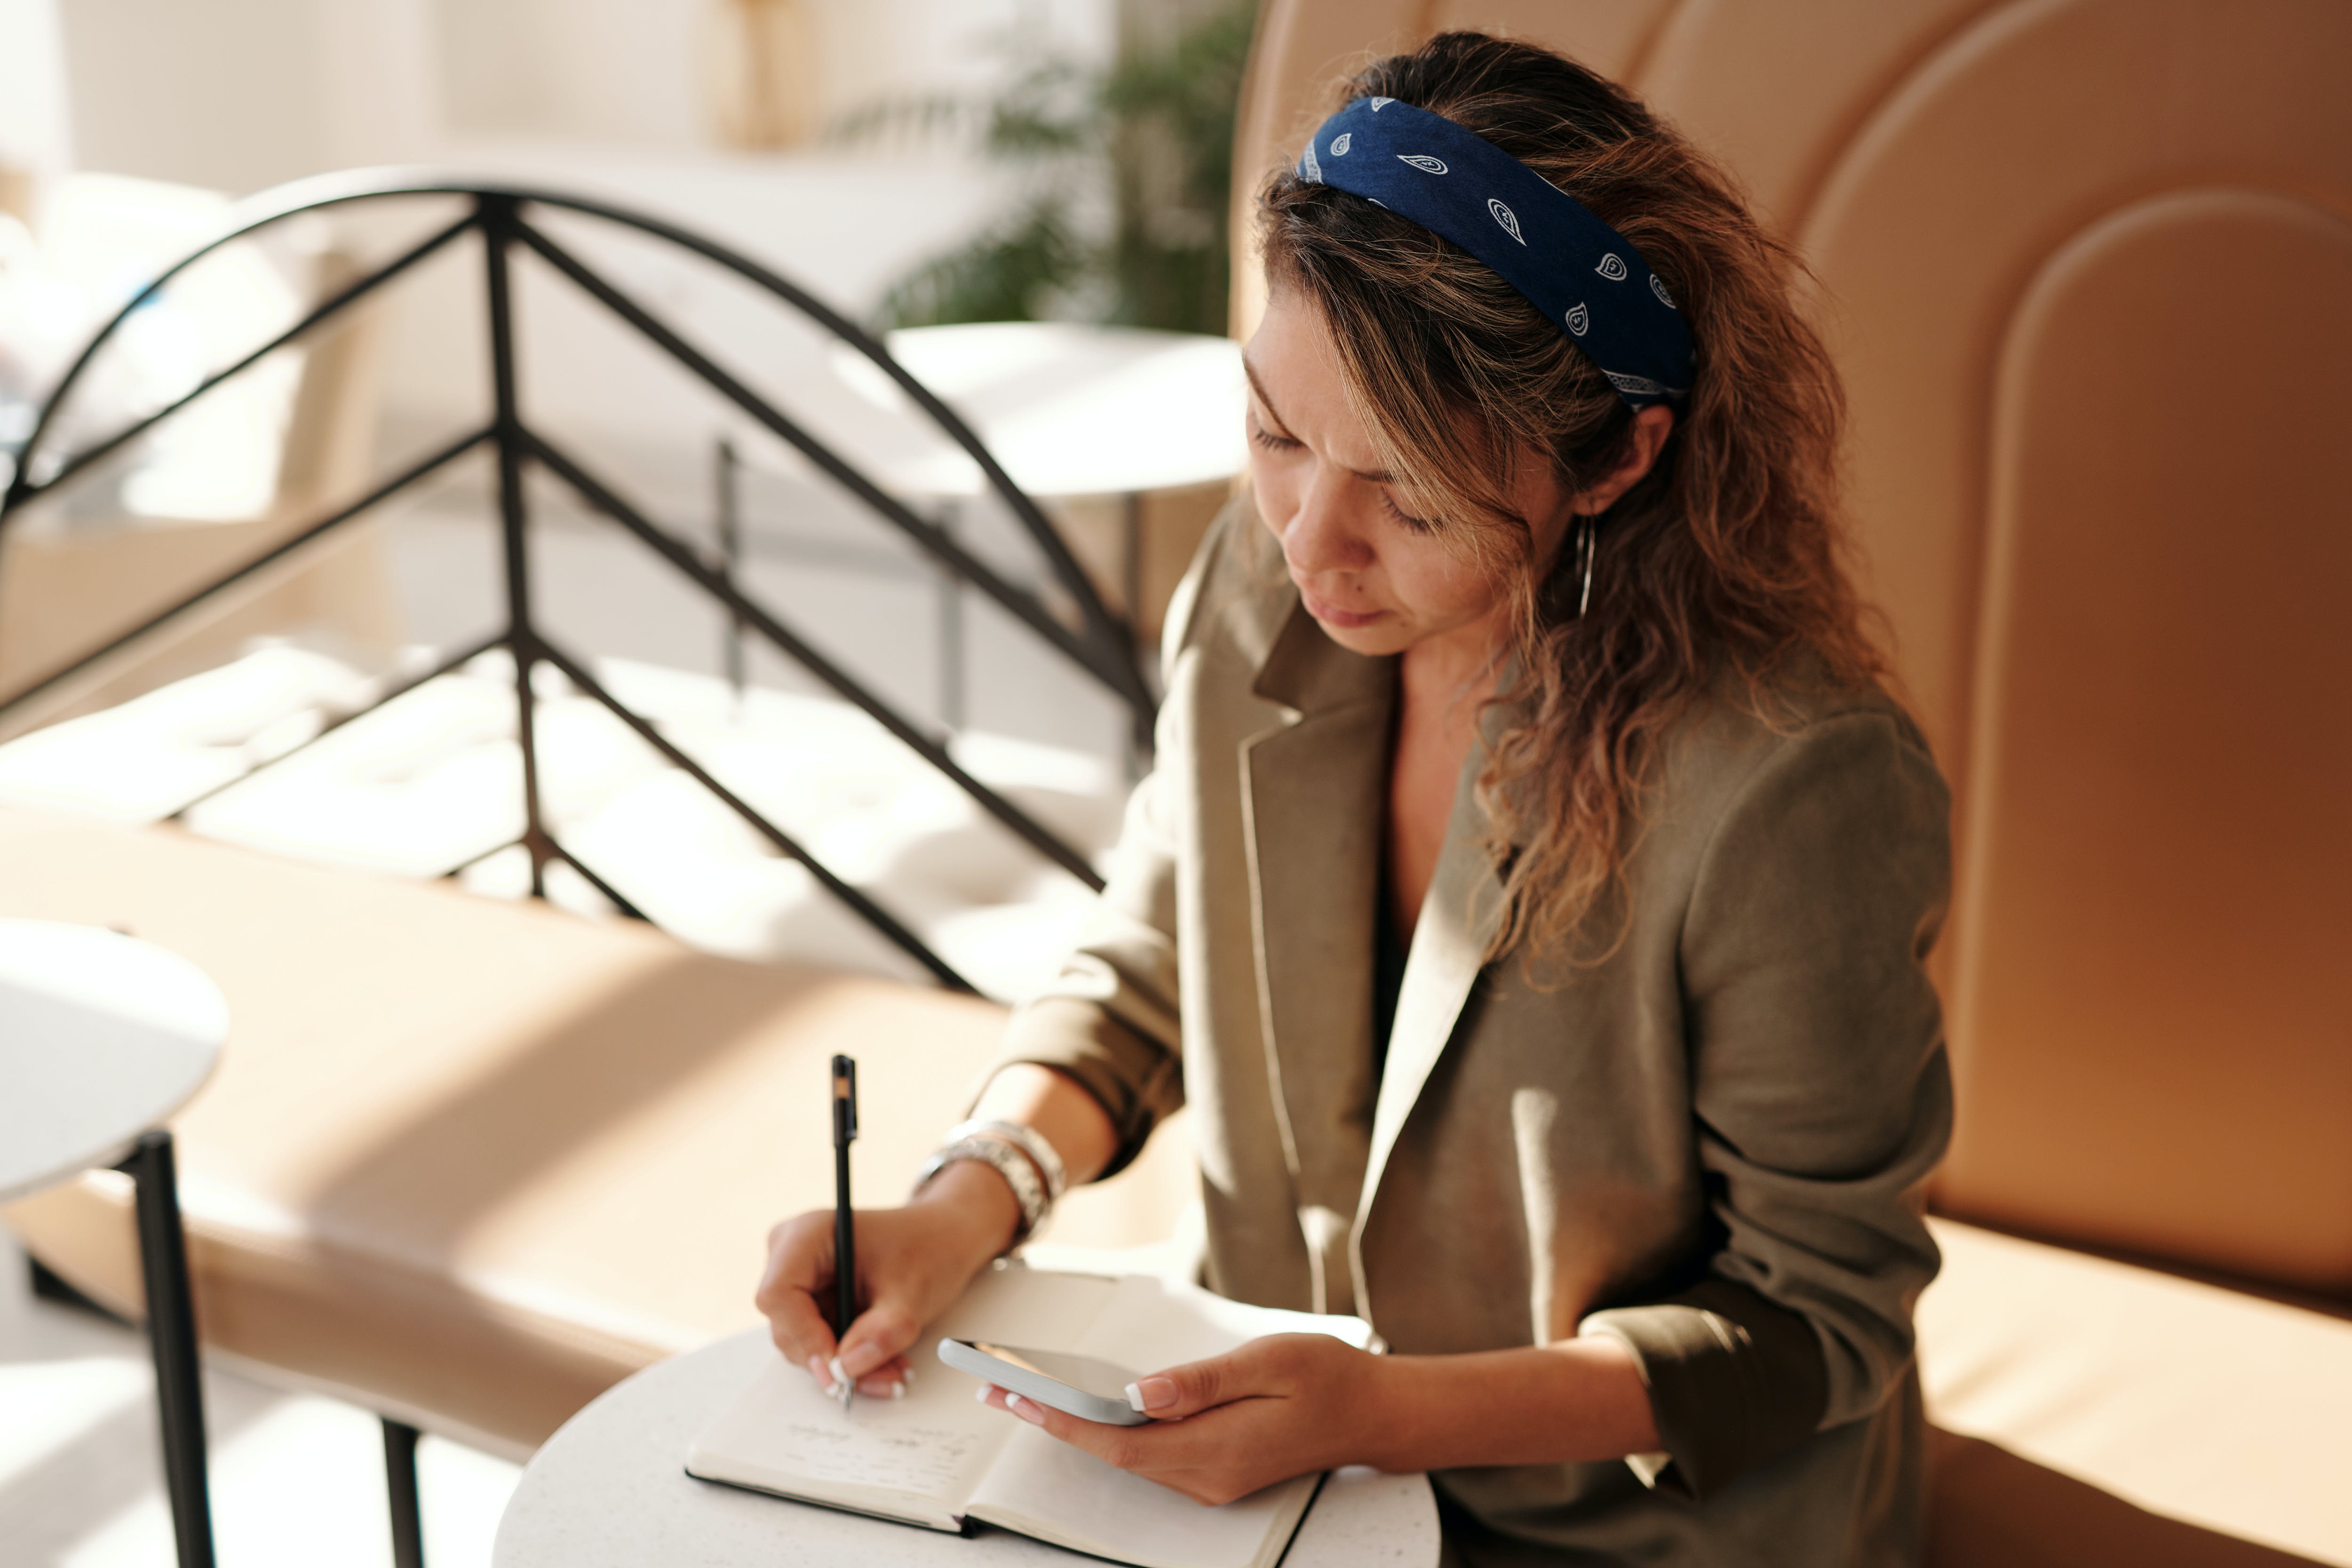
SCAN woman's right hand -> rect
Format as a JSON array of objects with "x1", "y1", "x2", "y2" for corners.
[{"x1": 755, "y1": 1158, "x2": 1023, "y2": 1397}]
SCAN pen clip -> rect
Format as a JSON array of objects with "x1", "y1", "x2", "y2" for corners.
[{"x1": 832, "y1": 1054, "x2": 858, "y2": 1145}]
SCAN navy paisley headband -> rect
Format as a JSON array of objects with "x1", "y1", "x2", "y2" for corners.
[{"x1": 1296, "y1": 96, "x2": 1695, "y2": 410}]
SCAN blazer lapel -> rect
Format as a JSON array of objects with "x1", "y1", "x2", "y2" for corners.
[
  {"x1": 1351, "y1": 714, "x2": 1508, "y2": 1291},
  {"x1": 1240, "y1": 603, "x2": 1393, "y2": 1313}
]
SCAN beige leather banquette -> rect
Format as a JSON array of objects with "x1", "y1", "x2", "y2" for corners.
[
  {"x1": 0, "y1": 803, "x2": 1195, "y2": 1454},
  {"x1": 1235, "y1": 1, "x2": 2352, "y2": 1562}
]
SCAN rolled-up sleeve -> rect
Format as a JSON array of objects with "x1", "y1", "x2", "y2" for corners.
[
  {"x1": 1581, "y1": 708, "x2": 1954, "y2": 1499},
  {"x1": 993, "y1": 758, "x2": 1188, "y2": 1174}
]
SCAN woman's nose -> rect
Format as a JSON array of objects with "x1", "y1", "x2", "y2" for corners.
[{"x1": 1283, "y1": 466, "x2": 1374, "y2": 576}]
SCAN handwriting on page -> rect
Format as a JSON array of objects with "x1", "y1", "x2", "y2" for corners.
[{"x1": 768, "y1": 1420, "x2": 984, "y2": 1494}]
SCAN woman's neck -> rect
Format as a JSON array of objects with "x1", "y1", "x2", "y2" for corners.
[
  {"x1": 1387, "y1": 609, "x2": 1508, "y2": 943},
  {"x1": 1401, "y1": 609, "x2": 1508, "y2": 712}
]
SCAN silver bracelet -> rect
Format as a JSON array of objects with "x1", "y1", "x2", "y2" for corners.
[
  {"x1": 944, "y1": 1118, "x2": 1068, "y2": 1204},
  {"x1": 914, "y1": 1136, "x2": 1049, "y2": 1244}
]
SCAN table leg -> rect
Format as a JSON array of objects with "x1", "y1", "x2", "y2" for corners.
[
  {"x1": 384, "y1": 1417, "x2": 426, "y2": 1568},
  {"x1": 1121, "y1": 490, "x2": 1152, "y2": 780},
  {"x1": 119, "y1": 1129, "x2": 216, "y2": 1568}
]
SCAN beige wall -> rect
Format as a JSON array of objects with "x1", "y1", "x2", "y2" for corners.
[
  {"x1": 46, "y1": 0, "x2": 1117, "y2": 199},
  {"x1": 0, "y1": 0, "x2": 74, "y2": 182},
  {"x1": 56, "y1": 0, "x2": 439, "y2": 194},
  {"x1": 434, "y1": 0, "x2": 704, "y2": 149}
]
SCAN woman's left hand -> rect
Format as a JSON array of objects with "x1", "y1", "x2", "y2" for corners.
[{"x1": 978, "y1": 1332, "x2": 1382, "y2": 1505}]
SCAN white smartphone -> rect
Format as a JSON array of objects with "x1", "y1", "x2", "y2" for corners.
[{"x1": 938, "y1": 1338, "x2": 1152, "y2": 1426}]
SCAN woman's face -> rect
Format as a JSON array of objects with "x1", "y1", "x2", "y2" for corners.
[
  {"x1": 1242, "y1": 289, "x2": 1673, "y2": 660},
  {"x1": 1242, "y1": 290, "x2": 1573, "y2": 660}
]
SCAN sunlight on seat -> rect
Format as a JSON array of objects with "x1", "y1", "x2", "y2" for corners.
[{"x1": 0, "y1": 644, "x2": 1130, "y2": 1001}]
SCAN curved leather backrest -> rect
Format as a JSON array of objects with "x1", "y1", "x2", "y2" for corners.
[{"x1": 1232, "y1": 0, "x2": 2352, "y2": 1299}]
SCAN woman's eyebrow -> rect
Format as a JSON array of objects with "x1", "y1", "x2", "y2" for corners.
[
  {"x1": 1240, "y1": 354, "x2": 1393, "y2": 483},
  {"x1": 1240, "y1": 355, "x2": 1294, "y2": 436}
]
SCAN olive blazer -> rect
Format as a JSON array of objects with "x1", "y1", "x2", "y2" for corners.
[{"x1": 998, "y1": 510, "x2": 1954, "y2": 1564}]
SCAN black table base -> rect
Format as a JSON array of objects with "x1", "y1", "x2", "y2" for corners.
[
  {"x1": 385, "y1": 1417, "x2": 426, "y2": 1568},
  {"x1": 110, "y1": 1131, "x2": 433, "y2": 1566},
  {"x1": 118, "y1": 1129, "x2": 215, "y2": 1568}
]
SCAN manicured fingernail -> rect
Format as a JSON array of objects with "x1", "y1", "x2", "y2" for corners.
[
  {"x1": 1130, "y1": 1376, "x2": 1177, "y2": 1412},
  {"x1": 891, "y1": 1382, "x2": 907, "y2": 1401},
  {"x1": 975, "y1": 1383, "x2": 995, "y2": 1404},
  {"x1": 827, "y1": 1355, "x2": 848, "y2": 1391},
  {"x1": 1005, "y1": 1392, "x2": 1045, "y2": 1425},
  {"x1": 809, "y1": 1355, "x2": 833, "y2": 1388},
  {"x1": 901, "y1": 1366, "x2": 918, "y2": 1385}
]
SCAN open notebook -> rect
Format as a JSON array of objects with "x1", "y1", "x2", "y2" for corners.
[{"x1": 687, "y1": 1262, "x2": 1372, "y2": 1568}]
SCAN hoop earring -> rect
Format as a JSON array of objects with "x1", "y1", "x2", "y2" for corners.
[{"x1": 1574, "y1": 516, "x2": 1598, "y2": 619}]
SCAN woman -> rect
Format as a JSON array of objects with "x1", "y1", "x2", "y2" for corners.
[{"x1": 760, "y1": 32, "x2": 1951, "y2": 1564}]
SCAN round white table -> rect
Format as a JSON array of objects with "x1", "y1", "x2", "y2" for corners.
[
  {"x1": 834, "y1": 323, "x2": 1247, "y2": 504},
  {"x1": 494, "y1": 1328, "x2": 1441, "y2": 1568},
  {"x1": 0, "y1": 917, "x2": 230, "y2": 1568},
  {"x1": 0, "y1": 919, "x2": 227, "y2": 1202},
  {"x1": 814, "y1": 321, "x2": 1245, "y2": 746}
]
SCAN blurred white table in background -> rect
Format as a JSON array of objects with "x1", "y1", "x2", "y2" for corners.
[
  {"x1": 0, "y1": 918, "x2": 226, "y2": 1204},
  {"x1": 493, "y1": 1327, "x2": 1439, "y2": 1568},
  {"x1": 837, "y1": 322, "x2": 1248, "y2": 503},
  {"x1": 821, "y1": 322, "x2": 1248, "y2": 732},
  {"x1": 1, "y1": 916, "x2": 231, "y2": 1568}
]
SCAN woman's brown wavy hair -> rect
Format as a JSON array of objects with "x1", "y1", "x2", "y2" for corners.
[{"x1": 1255, "y1": 31, "x2": 1886, "y2": 968}]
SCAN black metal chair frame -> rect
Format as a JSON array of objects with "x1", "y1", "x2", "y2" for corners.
[{"x1": 0, "y1": 173, "x2": 1160, "y2": 1568}]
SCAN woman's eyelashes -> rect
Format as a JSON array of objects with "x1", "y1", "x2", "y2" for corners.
[
  {"x1": 1248, "y1": 416, "x2": 1430, "y2": 533},
  {"x1": 1380, "y1": 489, "x2": 1435, "y2": 533}
]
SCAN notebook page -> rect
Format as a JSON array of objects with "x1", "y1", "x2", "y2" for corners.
[
  {"x1": 687, "y1": 1264, "x2": 1119, "y2": 1528},
  {"x1": 686, "y1": 1342, "x2": 1009, "y2": 1529},
  {"x1": 963, "y1": 1275, "x2": 1359, "y2": 1568},
  {"x1": 971, "y1": 1425, "x2": 1318, "y2": 1568},
  {"x1": 688, "y1": 1349, "x2": 994, "y2": 1519}
]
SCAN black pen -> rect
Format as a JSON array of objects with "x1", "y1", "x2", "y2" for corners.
[{"x1": 830, "y1": 1053, "x2": 858, "y2": 1412}]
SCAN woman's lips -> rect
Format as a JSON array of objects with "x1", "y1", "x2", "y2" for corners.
[{"x1": 1298, "y1": 589, "x2": 1386, "y2": 629}]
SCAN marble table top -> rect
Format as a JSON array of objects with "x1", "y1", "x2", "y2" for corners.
[
  {"x1": 0, "y1": 918, "x2": 228, "y2": 1203},
  {"x1": 494, "y1": 1327, "x2": 1439, "y2": 1568}
]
